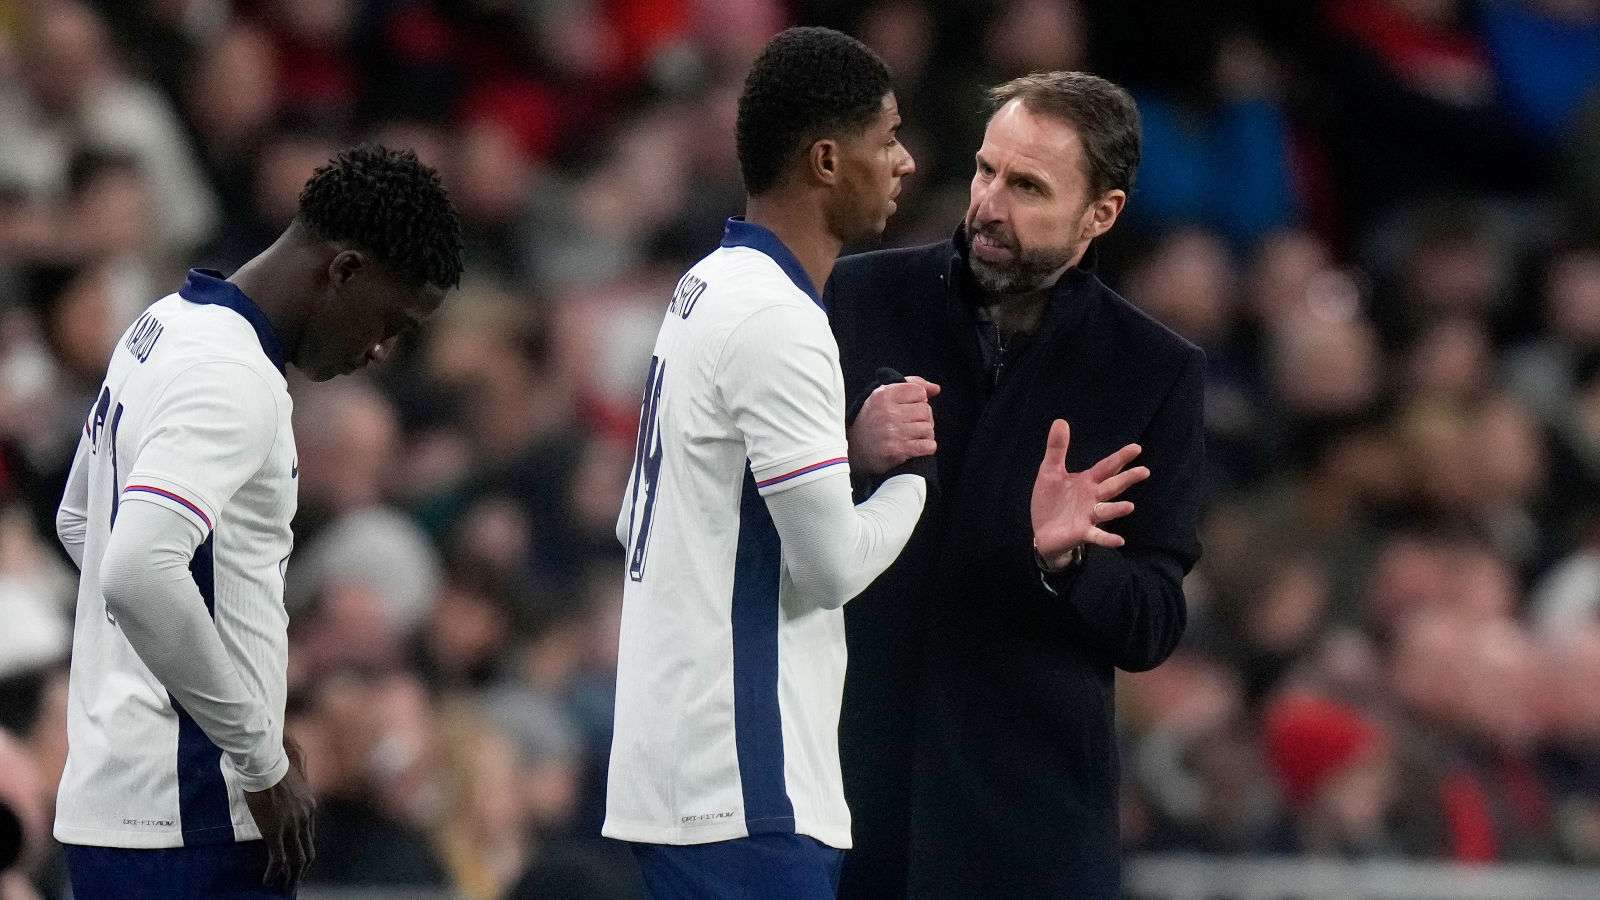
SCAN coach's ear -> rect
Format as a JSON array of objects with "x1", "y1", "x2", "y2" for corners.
[
  {"x1": 1079, "y1": 190, "x2": 1127, "y2": 243},
  {"x1": 809, "y1": 138, "x2": 840, "y2": 187}
]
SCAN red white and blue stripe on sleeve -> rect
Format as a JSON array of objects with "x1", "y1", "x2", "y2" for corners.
[
  {"x1": 122, "y1": 485, "x2": 213, "y2": 530},
  {"x1": 754, "y1": 456, "x2": 848, "y2": 491}
]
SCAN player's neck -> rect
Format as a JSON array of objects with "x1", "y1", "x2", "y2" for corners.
[
  {"x1": 229, "y1": 234, "x2": 313, "y2": 366},
  {"x1": 743, "y1": 197, "x2": 841, "y2": 299}
]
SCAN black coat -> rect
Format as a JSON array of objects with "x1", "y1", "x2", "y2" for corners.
[{"x1": 826, "y1": 231, "x2": 1205, "y2": 899}]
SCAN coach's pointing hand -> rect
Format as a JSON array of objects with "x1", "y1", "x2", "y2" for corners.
[
  {"x1": 245, "y1": 737, "x2": 316, "y2": 888},
  {"x1": 1031, "y1": 419, "x2": 1149, "y2": 571},
  {"x1": 848, "y1": 376, "x2": 940, "y2": 476}
]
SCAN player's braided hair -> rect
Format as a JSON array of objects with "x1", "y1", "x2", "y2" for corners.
[
  {"x1": 736, "y1": 26, "x2": 892, "y2": 196},
  {"x1": 296, "y1": 145, "x2": 464, "y2": 289}
]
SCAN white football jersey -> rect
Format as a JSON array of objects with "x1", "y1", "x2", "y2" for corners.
[
  {"x1": 604, "y1": 218, "x2": 859, "y2": 849},
  {"x1": 54, "y1": 269, "x2": 297, "y2": 849}
]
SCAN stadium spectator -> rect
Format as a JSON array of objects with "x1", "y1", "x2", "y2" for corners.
[
  {"x1": 1265, "y1": 692, "x2": 1402, "y2": 857},
  {"x1": 0, "y1": 1, "x2": 217, "y2": 256}
]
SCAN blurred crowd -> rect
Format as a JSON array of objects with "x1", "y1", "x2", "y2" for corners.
[{"x1": 1, "y1": 0, "x2": 1599, "y2": 897}]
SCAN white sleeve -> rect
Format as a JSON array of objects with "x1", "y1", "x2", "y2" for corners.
[
  {"x1": 718, "y1": 305, "x2": 851, "y2": 493},
  {"x1": 123, "y1": 361, "x2": 281, "y2": 533},
  {"x1": 99, "y1": 498, "x2": 288, "y2": 791},
  {"x1": 718, "y1": 304, "x2": 926, "y2": 608},
  {"x1": 765, "y1": 469, "x2": 925, "y2": 608},
  {"x1": 56, "y1": 434, "x2": 90, "y2": 569}
]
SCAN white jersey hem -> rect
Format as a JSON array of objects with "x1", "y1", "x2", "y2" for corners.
[
  {"x1": 601, "y1": 817, "x2": 852, "y2": 850},
  {"x1": 54, "y1": 821, "x2": 238, "y2": 849}
]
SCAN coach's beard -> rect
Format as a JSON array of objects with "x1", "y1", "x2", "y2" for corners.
[{"x1": 967, "y1": 227, "x2": 1076, "y2": 297}]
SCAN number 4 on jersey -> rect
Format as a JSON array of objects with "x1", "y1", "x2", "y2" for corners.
[
  {"x1": 88, "y1": 384, "x2": 125, "y2": 625},
  {"x1": 626, "y1": 356, "x2": 667, "y2": 581},
  {"x1": 88, "y1": 385, "x2": 125, "y2": 527}
]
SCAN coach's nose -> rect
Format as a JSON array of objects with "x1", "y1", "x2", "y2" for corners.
[{"x1": 970, "y1": 178, "x2": 1007, "y2": 231}]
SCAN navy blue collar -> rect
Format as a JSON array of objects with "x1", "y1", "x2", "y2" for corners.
[
  {"x1": 720, "y1": 218, "x2": 824, "y2": 310},
  {"x1": 179, "y1": 269, "x2": 287, "y2": 373}
]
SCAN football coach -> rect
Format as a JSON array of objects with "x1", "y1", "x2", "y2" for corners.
[{"x1": 828, "y1": 71, "x2": 1205, "y2": 898}]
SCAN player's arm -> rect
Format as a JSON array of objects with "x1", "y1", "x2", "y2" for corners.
[
  {"x1": 98, "y1": 361, "x2": 288, "y2": 789},
  {"x1": 100, "y1": 502, "x2": 288, "y2": 785},
  {"x1": 763, "y1": 467, "x2": 924, "y2": 608},
  {"x1": 55, "y1": 434, "x2": 90, "y2": 569},
  {"x1": 720, "y1": 305, "x2": 927, "y2": 609}
]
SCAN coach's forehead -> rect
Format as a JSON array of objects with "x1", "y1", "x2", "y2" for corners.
[{"x1": 982, "y1": 99, "x2": 1087, "y2": 188}]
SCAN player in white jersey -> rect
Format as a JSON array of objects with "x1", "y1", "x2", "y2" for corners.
[
  {"x1": 605, "y1": 27, "x2": 931, "y2": 898},
  {"x1": 52, "y1": 146, "x2": 462, "y2": 898}
]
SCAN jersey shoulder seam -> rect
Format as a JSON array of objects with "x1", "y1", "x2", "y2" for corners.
[
  {"x1": 707, "y1": 300, "x2": 828, "y2": 407},
  {"x1": 137, "y1": 358, "x2": 286, "y2": 486}
]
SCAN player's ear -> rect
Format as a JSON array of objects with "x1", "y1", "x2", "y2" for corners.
[
  {"x1": 809, "y1": 139, "x2": 839, "y2": 186},
  {"x1": 328, "y1": 249, "x2": 365, "y2": 288}
]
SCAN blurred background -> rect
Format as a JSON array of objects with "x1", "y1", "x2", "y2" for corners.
[{"x1": 1, "y1": 0, "x2": 1599, "y2": 897}]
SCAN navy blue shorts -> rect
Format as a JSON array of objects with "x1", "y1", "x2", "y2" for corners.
[
  {"x1": 631, "y1": 833, "x2": 844, "y2": 900},
  {"x1": 64, "y1": 841, "x2": 293, "y2": 899}
]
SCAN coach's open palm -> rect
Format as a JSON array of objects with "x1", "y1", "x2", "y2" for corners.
[
  {"x1": 1031, "y1": 419, "x2": 1149, "y2": 570},
  {"x1": 245, "y1": 737, "x2": 316, "y2": 888}
]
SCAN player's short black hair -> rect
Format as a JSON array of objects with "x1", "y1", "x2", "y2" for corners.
[
  {"x1": 736, "y1": 26, "x2": 892, "y2": 196},
  {"x1": 296, "y1": 144, "x2": 464, "y2": 290}
]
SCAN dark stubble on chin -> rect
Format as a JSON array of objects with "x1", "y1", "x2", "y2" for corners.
[{"x1": 967, "y1": 239, "x2": 1077, "y2": 296}]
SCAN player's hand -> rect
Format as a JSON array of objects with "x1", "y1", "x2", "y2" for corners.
[
  {"x1": 244, "y1": 737, "x2": 316, "y2": 888},
  {"x1": 1031, "y1": 420, "x2": 1148, "y2": 570},
  {"x1": 847, "y1": 376, "x2": 940, "y2": 476}
]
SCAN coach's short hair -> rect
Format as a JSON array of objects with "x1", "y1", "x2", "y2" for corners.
[
  {"x1": 736, "y1": 26, "x2": 892, "y2": 196},
  {"x1": 988, "y1": 72, "x2": 1142, "y2": 198},
  {"x1": 297, "y1": 144, "x2": 464, "y2": 290}
]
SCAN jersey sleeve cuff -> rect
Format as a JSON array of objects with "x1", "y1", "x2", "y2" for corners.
[
  {"x1": 230, "y1": 747, "x2": 291, "y2": 793},
  {"x1": 120, "y1": 476, "x2": 217, "y2": 533},
  {"x1": 753, "y1": 453, "x2": 850, "y2": 495}
]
